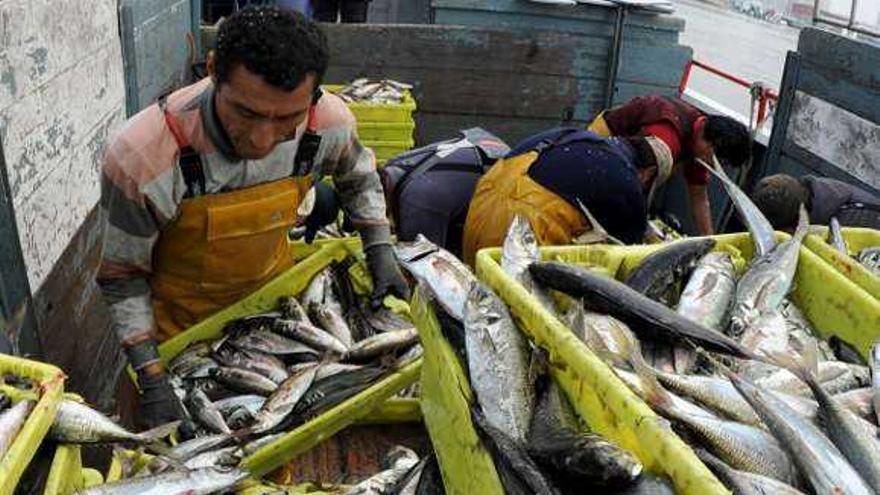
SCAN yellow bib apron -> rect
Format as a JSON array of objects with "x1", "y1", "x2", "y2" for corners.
[
  {"x1": 462, "y1": 150, "x2": 589, "y2": 267},
  {"x1": 151, "y1": 111, "x2": 313, "y2": 341}
]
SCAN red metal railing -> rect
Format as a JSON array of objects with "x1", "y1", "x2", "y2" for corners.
[{"x1": 678, "y1": 59, "x2": 779, "y2": 127}]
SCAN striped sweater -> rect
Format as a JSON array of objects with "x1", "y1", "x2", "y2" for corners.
[{"x1": 97, "y1": 78, "x2": 389, "y2": 345}]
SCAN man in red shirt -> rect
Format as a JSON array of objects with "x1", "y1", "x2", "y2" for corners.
[{"x1": 589, "y1": 95, "x2": 750, "y2": 235}]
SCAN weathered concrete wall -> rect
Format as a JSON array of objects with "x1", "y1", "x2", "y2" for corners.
[
  {"x1": 0, "y1": 0, "x2": 127, "y2": 293},
  {"x1": 0, "y1": 0, "x2": 127, "y2": 405}
]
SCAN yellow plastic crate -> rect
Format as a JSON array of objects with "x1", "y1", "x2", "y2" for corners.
[
  {"x1": 42, "y1": 444, "x2": 103, "y2": 495},
  {"x1": 410, "y1": 288, "x2": 505, "y2": 495},
  {"x1": 476, "y1": 232, "x2": 880, "y2": 494},
  {"x1": 366, "y1": 139, "x2": 415, "y2": 164},
  {"x1": 804, "y1": 227, "x2": 880, "y2": 302},
  {"x1": 0, "y1": 355, "x2": 65, "y2": 495},
  {"x1": 145, "y1": 241, "x2": 421, "y2": 478},
  {"x1": 323, "y1": 85, "x2": 417, "y2": 123},
  {"x1": 357, "y1": 122, "x2": 415, "y2": 142}
]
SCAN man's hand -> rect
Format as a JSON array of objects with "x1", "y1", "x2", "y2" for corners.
[
  {"x1": 303, "y1": 181, "x2": 340, "y2": 244},
  {"x1": 138, "y1": 371, "x2": 187, "y2": 430},
  {"x1": 688, "y1": 184, "x2": 714, "y2": 236},
  {"x1": 365, "y1": 244, "x2": 411, "y2": 308}
]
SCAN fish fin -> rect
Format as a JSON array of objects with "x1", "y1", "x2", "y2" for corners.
[
  {"x1": 625, "y1": 338, "x2": 674, "y2": 413},
  {"x1": 575, "y1": 199, "x2": 624, "y2": 246}
]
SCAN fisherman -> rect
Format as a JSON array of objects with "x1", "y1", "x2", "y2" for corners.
[
  {"x1": 588, "y1": 94, "x2": 751, "y2": 236},
  {"x1": 377, "y1": 128, "x2": 509, "y2": 257},
  {"x1": 96, "y1": 7, "x2": 407, "y2": 427},
  {"x1": 752, "y1": 173, "x2": 880, "y2": 231},
  {"x1": 462, "y1": 127, "x2": 672, "y2": 266}
]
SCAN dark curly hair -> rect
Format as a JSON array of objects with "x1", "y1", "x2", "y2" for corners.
[
  {"x1": 704, "y1": 115, "x2": 750, "y2": 168},
  {"x1": 214, "y1": 6, "x2": 329, "y2": 92}
]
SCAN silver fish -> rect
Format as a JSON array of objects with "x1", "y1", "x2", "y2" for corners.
[
  {"x1": 345, "y1": 328, "x2": 419, "y2": 362},
  {"x1": 696, "y1": 448, "x2": 807, "y2": 495},
  {"x1": 168, "y1": 355, "x2": 218, "y2": 380},
  {"x1": 344, "y1": 446, "x2": 419, "y2": 495},
  {"x1": 310, "y1": 305, "x2": 354, "y2": 348},
  {"x1": 300, "y1": 269, "x2": 330, "y2": 309},
  {"x1": 278, "y1": 296, "x2": 312, "y2": 324},
  {"x1": 738, "y1": 310, "x2": 789, "y2": 380},
  {"x1": 777, "y1": 345, "x2": 880, "y2": 489},
  {"x1": 676, "y1": 251, "x2": 735, "y2": 331},
  {"x1": 501, "y1": 215, "x2": 556, "y2": 313},
  {"x1": 74, "y1": 466, "x2": 248, "y2": 495},
  {"x1": 0, "y1": 400, "x2": 33, "y2": 458},
  {"x1": 214, "y1": 348, "x2": 289, "y2": 384},
  {"x1": 566, "y1": 304, "x2": 637, "y2": 369},
  {"x1": 829, "y1": 217, "x2": 848, "y2": 254},
  {"x1": 168, "y1": 342, "x2": 212, "y2": 369},
  {"x1": 273, "y1": 319, "x2": 348, "y2": 355},
  {"x1": 185, "y1": 388, "x2": 230, "y2": 434},
  {"x1": 165, "y1": 433, "x2": 233, "y2": 461},
  {"x1": 725, "y1": 364, "x2": 874, "y2": 495},
  {"x1": 396, "y1": 235, "x2": 478, "y2": 322},
  {"x1": 731, "y1": 205, "x2": 809, "y2": 334},
  {"x1": 615, "y1": 368, "x2": 719, "y2": 422},
  {"x1": 184, "y1": 446, "x2": 241, "y2": 470},
  {"x1": 50, "y1": 400, "x2": 177, "y2": 444},
  {"x1": 213, "y1": 395, "x2": 266, "y2": 418},
  {"x1": 833, "y1": 387, "x2": 876, "y2": 423},
  {"x1": 636, "y1": 361, "x2": 797, "y2": 484},
  {"x1": 246, "y1": 364, "x2": 319, "y2": 435},
  {"x1": 230, "y1": 330, "x2": 319, "y2": 360},
  {"x1": 364, "y1": 307, "x2": 415, "y2": 334},
  {"x1": 757, "y1": 361, "x2": 857, "y2": 395},
  {"x1": 464, "y1": 283, "x2": 533, "y2": 445},
  {"x1": 871, "y1": 338, "x2": 880, "y2": 425},
  {"x1": 242, "y1": 432, "x2": 286, "y2": 455},
  {"x1": 703, "y1": 158, "x2": 777, "y2": 257},
  {"x1": 212, "y1": 367, "x2": 279, "y2": 396},
  {"x1": 857, "y1": 247, "x2": 880, "y2": 276}
]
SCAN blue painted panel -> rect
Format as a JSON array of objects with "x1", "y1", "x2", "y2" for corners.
[{"x1": 120, "y1": 0, "x2": 193, "y2": 115}]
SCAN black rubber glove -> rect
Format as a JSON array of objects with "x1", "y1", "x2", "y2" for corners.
[
  {"x1": 365, "y1": 243, "x2": 411, "y2": 308},
  {"x1": 303, "y1": 181, "x2": 340, "y2": 244},
  {"x1": 137, "y1": 372, "x2": 187, "y2": 430}
]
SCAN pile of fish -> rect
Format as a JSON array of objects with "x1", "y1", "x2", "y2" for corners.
[
  {"x1": 518, "y1": 165, "x2": 880, "y2": 493},
  {"x1": 398, "y1": 231, "x2": 660, "y2": 495},
  {"x1": 0, "y1": 385, "x2": 36, "y2": 464},
  {"x1": 33, "y1": 257, "x2": 422, "y2": 494},
  {"x1": 335, "y1": 79, "x2": 413, "y2": 105},
  {"x1": 828, "y1": 216, "x2": 880, "y2": 275}
]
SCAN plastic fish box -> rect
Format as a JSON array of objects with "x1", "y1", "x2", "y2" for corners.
[
  {"x1": 475, "y1": 232, "x2": 880, "y2": 494},
  {"x1": 804, "y1": 227, "x2": 880, "y2": 303},
  {"x1": 42, "y1": 443, "x2": 103, "y2": 495},
  {"x1": 323, "y1": 85, "x2": 417, "y2": 124},
  {"x1": 410, "y1": 288, "x2": 506, "y2": 494},
  {"x1": 129, "y1": 240, "x2": 422, "y2": 480},
  {"x1": 0, "y1": 354, "x2": 65, "y2": 495},
  {"x1": 357, "y1": 122, "x2": 416, "y2": 142},
  {"x1": 365, "y1": 139, "x2": 416, "y2": 165}
]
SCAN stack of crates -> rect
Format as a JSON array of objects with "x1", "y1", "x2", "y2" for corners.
[{"x1": 323, "y1": 84, "x2": 417, "y2": 165}]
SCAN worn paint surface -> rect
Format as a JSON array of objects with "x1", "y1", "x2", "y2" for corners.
[
  {"x1": 0, "y1": 0, "x2": 126, "y2": 292},
  {"x1": 788, "y1": 90, "x2": 880, "y2": 190}
]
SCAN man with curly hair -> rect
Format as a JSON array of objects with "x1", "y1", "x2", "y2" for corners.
[{"x1": 97, "y1": 6, "x2": 406, "y2": 426}]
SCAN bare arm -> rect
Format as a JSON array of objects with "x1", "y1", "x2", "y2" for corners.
[{"x1": 689, "y1": 184, "x2": 714, "y2": 236}]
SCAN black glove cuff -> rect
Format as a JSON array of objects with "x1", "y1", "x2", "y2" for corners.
[
  {"x1": 359, "y1": 223, "x2": 392, "y2": 250},
  {"x1": 125, "y1": 341, "x2": 161, "y2": 373}
]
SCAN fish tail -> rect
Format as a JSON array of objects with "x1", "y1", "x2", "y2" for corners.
[
  {"x1": 793, "y1": 204, "x2": 810, "y2": 242},
  {"x1": 768, "y1": 340, "x2": 819, "y2": 386},
  {"x1": 627, "y1": 340, "x2": 674, "y2": 414},
  {"x1": 136, "y1": 420, "x2": 181, "y2": 444}
]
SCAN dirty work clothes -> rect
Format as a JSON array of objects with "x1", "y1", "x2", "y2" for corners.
[
  {"x1": 312, "y1": 0, "x2": 369, "y2": 22},
  {"x1": 462, "y1": 128, "x2": 647, "y2": 266},
  {"x1": 385, "y1": 128, "x2": 509, "y2": 257},
  {"x1": 97, "y1": 78, "x2": 388, "y2": 345},
  {"x1": 803, "y1": 175, "x2": 880, "y2": 228},
  {"x1": 591, "y1": 95, "x2": 709, "y2": 186}
]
